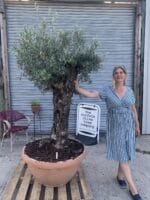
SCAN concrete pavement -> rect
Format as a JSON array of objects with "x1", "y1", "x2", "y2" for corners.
[
  {"x1": 83, "y1": 135, "x2": 150, "y2": 200},
  {"x1": 0, "y1": 134, "x2": 150, "y2": 200}
]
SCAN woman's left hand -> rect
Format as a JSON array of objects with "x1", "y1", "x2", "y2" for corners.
[{"x1": 135, "y1": 126, "x2": 140, "y2": 137}]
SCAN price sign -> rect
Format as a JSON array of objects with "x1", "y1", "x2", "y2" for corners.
[{"x1": 76, "y1": 103, "x2": 101, "y2": 142}]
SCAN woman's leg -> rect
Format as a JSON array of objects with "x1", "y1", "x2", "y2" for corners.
[
  {"x1": 117, "y1": 163, "x2": 125, "y2": 179},
  {"x1": 119, "y1": 162, "x2": 138, "y2": 194}
]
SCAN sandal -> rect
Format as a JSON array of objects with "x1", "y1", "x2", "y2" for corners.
[
  {"x1": 117, "y1": 176, "x2": 127, "y2": 188},
  {"x1": 129, "y1": 190, "x2": 142, "y2": 200}
]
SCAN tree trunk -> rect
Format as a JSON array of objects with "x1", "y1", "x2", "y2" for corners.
[{"x1": 51, "y1": 80, "x2": 75, "y2": 149}]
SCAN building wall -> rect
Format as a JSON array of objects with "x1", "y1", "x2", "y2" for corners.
[{"x1": 142, "y1": 0, "x2": 150, "y2": 134}]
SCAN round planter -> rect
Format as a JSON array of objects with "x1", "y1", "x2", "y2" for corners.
[{"x1": 22, "y1": 141, "x2": 85, "y2": 187}]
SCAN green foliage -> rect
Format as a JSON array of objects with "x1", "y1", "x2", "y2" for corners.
[
  {"x1": 13, "y1": 22, "x2": 102, "y2": 91},
  {"x1": 31, "y1": 100, "x2": 40, "y2": 106}
]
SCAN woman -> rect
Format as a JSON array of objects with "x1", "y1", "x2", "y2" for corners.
[{"x1": 75, "y1": 65, "x2": 142, "y2": 200}]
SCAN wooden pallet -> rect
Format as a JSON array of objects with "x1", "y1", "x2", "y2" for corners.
[{"x1": 2, "y1": 160, "x2": 93, "y2": 200}]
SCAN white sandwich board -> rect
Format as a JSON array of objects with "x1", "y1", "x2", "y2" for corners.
[{"x1": 76, "y1": 103, "x2": 101, "y2": 144}]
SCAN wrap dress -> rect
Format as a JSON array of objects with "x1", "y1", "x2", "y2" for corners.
[{"x1": 100, "y1": 86, "x2": 136, "y2": 162}]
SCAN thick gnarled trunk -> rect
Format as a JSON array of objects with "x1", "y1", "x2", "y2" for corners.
[
  {"x1": 50, "y1": 65, "x2": 79, "y2": 149},
  {"x1": 51, "y1": 81, "x2": 75, "y2": 149}
]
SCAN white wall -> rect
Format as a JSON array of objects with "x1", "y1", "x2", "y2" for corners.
[{"x1": 142, "y1": 0, "x2": 150, "y2": 134}]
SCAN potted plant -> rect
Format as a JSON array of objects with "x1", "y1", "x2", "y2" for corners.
[
  {"x1": 13, "y1": 22, "x2": 102, "y2": 186},
  {"x1": 31, "y1": 100, "x2": 40, "y2": 113}
]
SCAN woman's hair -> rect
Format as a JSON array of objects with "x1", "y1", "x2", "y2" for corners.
[{"x1": 112, "y1": 65, "x2": 127, "y2": 77}]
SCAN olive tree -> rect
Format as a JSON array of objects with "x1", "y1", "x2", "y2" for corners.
[{"x1": 14, "y1": 23, "x2": 102, "y2": 149}]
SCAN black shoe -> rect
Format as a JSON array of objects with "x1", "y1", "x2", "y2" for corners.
[
  {"x1": 129, "y1": 190, "x2": 142, "y2": 200},
  {"x1": 117, "y1": 176, "x2": 127, "y2": 188}
]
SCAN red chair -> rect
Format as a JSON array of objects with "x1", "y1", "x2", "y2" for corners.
[{"x1": 0, "y1": 110, "x2": 31, "y2": 152}]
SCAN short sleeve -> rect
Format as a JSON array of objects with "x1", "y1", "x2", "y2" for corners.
[
  {"x1": 129, "y1": 87, "x2": 135, "y2": 105},
  {"x1": 99, "y1": 86, "x2": 108, "y2": 100}
]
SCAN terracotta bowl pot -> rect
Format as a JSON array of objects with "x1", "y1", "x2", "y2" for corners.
[
  {"x1": 31, "y1": 105, "x2": 40, "y2": 113},
  {"x1": 22, "y1": 145, "x2": 86, "y2": 187}
]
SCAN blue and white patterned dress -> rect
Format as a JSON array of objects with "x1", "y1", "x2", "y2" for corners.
[{"x1": 100, "y1": 86, "x2": 136, "y2": 162}]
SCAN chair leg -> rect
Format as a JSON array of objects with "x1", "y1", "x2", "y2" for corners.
[
  {"x1": 25, "y1": 130, "x2": 28, "y2": 143},
  {"x1": 1, "y1": 132, "x2": 7, "y2": 148},
  {"x1": 1, "y1": 135, "x2": 4, "y2": 148},
  {"x1": 97, "y1": 133, "x2": 100, "y2": 144},
  {"x1": 10, "y1": 133, "x2": 13, "y2": 152}
]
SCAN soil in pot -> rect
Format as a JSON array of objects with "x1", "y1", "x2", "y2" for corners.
[{"x1": 24, "y1": 138, "x2": 84, "y2": 162}]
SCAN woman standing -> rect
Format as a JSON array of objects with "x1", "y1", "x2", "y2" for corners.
[{"x1": 75, "y1": 65, "x2": 142, "y2": 200}]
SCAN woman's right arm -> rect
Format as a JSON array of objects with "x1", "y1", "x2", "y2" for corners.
[{"x1": 74, "y1": 80, "x2": 99, "y2": 98}]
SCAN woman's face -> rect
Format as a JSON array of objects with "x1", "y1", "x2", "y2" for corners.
[{"x1": 113, "y1": 68, "x2": 127, "y2": 84}]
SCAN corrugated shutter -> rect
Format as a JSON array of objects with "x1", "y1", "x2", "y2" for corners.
[{"x1": 5, "y1": 2, "x2": 135, "y2": 134}]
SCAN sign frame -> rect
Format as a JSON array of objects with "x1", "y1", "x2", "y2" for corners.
[{"x1": 76, "y1": 103, "x2": 101, "y2": 144}]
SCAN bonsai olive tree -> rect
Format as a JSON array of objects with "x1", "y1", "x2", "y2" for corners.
[{"x1": 14, "y1": 23, "x2": 102, "y2": 149}]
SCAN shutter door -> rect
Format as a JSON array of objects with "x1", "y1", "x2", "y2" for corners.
[{"x1": 5, "y1": 2, "x2": 135, "y2": 134}]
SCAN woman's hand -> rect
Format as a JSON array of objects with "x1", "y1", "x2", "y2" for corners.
[
  {"x1": 74, "y1": 81, "x2": 80, "y2": 94},
  {"x1": 132, "y1": 105, "x2": 140, "y2": 137},
  {"x1": 135, "y1": 125, "x2": 140, "y2": 137},
  {"x1": 74, "y1": 74, "x2": 80, "y2": 91},
  {"x1": 74, "y1": 80, "x2": 79, "y2": 90}
]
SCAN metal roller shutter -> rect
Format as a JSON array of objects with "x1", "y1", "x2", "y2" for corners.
[{"x1": 5, "y1": 1, "x2": 136, "y2": 134}]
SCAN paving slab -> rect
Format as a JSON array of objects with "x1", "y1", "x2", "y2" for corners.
[{"x1": 83, "y1": 135, "x2": 150, "y2": 200}]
